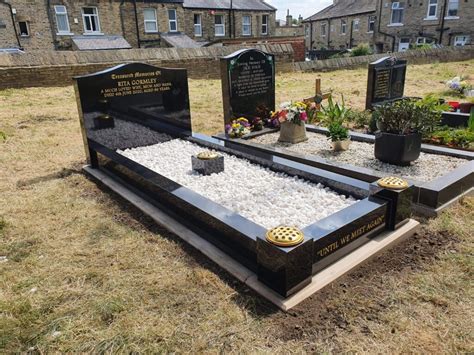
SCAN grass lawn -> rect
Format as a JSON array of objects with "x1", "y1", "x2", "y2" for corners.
[{"x1": 0, "y1": 60, "x2": 473, "y2": 353}]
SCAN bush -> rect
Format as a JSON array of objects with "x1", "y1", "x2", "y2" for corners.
[
  {"x1": 346, "y1": 110, "x2": 372, "y2": 128},
  {"x1": 374, "y1": 98, "x2": 442, "y2": 136},
  {"x1": 427, "y1": 128, "x2": 474, "y2": 149},
  {"x1": 350, "y1": 43, "x2": 372, "y2": 57}
]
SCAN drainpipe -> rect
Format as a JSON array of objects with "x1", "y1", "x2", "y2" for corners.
[
  {"x1": 309, "y1": 21, "x2": 313, "y2": 49},
  {"x1": 119, "y1": 0, "x2": 126, "y2": 40},
  {"x1": 45, "y1": 0, "x2": 58, "y2": 50},
  {"x1": 376, "y1": 0, "x2": 396, "y2": 52},
  {"x1": 2, "y1": 1, "x2": 22, "y2": 49},
  {"x1": 438, "y1": 0, "x2": 447, "y2": 45},
  {"x1": 229, "y1": 0, "x2": 233, "y2": 39},
  {"x1": 132, "y1": 0, "x2": 141, "y2": 48}
]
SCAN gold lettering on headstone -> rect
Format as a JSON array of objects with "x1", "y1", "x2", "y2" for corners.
[
  {"x1": 316, "y1": 215, "x2": 385, "y2": 258},
  {"x1": 374, "y1": 69, "x2": 390, "y2": 99},
  {"x1": 101, "y1": 72, "x2": 171, "y2": 98}
]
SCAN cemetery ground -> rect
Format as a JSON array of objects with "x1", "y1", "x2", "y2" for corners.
[{"x1": 1, "y1": 60, "x2": 473, "y2": 352}]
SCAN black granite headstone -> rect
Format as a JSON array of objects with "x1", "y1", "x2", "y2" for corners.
[
  {"x1": 220, "y1": 49, "x2": 275, "y2": 129},
  {"x1": 75, "y1": 62, "x2": 192, "y2": 138},
  {"x1": 365, "y1": 56, "x2": 407, "y2": 110}
]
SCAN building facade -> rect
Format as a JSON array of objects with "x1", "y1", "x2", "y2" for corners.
[
  {"x1": 303, "y1": 0, "x2": 472, "y2": 53},
  {"x1": 0, "y1": 0, "x2": 276, "y2": 51}
]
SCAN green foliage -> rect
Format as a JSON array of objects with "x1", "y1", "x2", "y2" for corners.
[
  {"x1": 368, "y1": 110, "x2": 380, "y2": 133},
  {"x1": 427, "y1": 128, "x2": 474, "y2": 149},
  {"x1": 346, "y1": 110, "x2": 372, "y2": 128},
  {"x1": 318, "y1": 95, "x2": 351, "y2": 126},
  {"x1": 468, "y1": 110, "x2": 474, "y2": 132},
  {"x1": 418, "y1": 94, "x2": 450, "y2": 112},
  {"x1": 374, "y1": 98, "x2": 442, "y2": 135},
  {"x1": 350, "y1": 43, "x2": 372, "y2": 57},
  {"x1": 327, "y1": 121, "x2": 350, "y2": 142},
  {"x1": 415, "y1": 43, "x2": 433, "y2": 50},
  {"x1": 0, "y1": 131, "x2": 6, "y2": 142},
  {"x1": 0, "y1": 217, "x2": 5, "y2": 235}
]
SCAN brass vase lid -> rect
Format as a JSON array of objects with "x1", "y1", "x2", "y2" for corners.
[
  {"x1": 266, "y1": 226, "x2": 304, "y2": 247},
  {"x1": 197, "y1": 151, "x2": 219, "y2": 160},
  {"x1": 377, "y1": 176, "x2": 409, "y2": 190}
]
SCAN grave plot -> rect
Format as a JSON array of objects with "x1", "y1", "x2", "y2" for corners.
[
  {"x1": 75, "y1": 62, "x2": 419, "y2": 309},
  {"x1": 215, "y1": 52, "x2": 473, "y2": 215}
]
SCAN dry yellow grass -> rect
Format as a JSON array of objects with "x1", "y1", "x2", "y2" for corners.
[{"x1": 1, "y1": 60, "x2": 473, "y2": 352}]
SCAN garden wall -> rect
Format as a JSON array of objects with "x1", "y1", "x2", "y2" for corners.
[
  {"x1": 294, "y1": 46, "x2": 474, "y2": 72},
  {"x1": 0, "y1": 44, "x2": 294, "y2": 89}
]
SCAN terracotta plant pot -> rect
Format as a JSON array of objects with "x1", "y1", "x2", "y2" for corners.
[
  {"x1": 331, "y1": 139, "x2": 351, "y2": 151},
  {"x1": 278, "y1": 121, "x2": 308, "y2": 144}
]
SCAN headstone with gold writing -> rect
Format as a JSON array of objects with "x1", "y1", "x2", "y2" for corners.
[{"x1": 365, "y1": 56, "x2": 407, "y2": 110}]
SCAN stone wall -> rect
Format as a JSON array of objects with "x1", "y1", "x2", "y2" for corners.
[
  {"x1": 0, "y1": 2, "x2": 18, "y2": 48},
  {"x1": 0, "y1": 44, "x2": 294, "y2": 89},
  {"x1": 294, "y1": 46, "x2": 474, "y2": 72}
]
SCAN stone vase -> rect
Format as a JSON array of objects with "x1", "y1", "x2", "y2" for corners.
[
  {"x1": 278, "y1": 121, "x2": 308, "y2": 144},
  {"x1": 331, "y1": 139, "x2": 351, "y2": 151}
]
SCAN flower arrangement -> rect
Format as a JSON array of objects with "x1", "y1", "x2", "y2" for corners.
[
  {"x1": 272, "y1": 101, "x2": 308, "y2": 126},
  {"x1": 225, "y1": 117, "x2": 251, "y2": 138},
  {"x1": 446, "y1": 76, "x2": 471, "y2": 95}
]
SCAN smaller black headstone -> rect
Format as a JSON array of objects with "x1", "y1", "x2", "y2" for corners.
[
  {"x1": 365, "y1": 56, "x2": 407, "y2": 110},
  {"x1": 220, "y1": 49, "x2": 275, "y2": 129}
]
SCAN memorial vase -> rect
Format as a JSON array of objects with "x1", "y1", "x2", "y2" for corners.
[{"x1": 278, "y1": 122, "x2": 308, "y2": 144}]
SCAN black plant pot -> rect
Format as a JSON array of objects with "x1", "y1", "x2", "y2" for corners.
[{"x1": 374, "y1": 132, "x2": 421, "y2": 166}]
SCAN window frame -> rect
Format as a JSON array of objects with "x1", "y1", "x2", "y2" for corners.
[
  {"x1": 144, "y1": 8, "x2": 158, "y2": 33},
  {"x1": 321, "y1": 23, "x2": 326, "y2": 37},
  {"x1": 194, "y1": 13, "x2": 202, "y2": 37},
  {"x1": 390, "y1": 2, "x2": 404, "y2": 25},
  {"x1": 54, "y1": 5, "x2": 71, "y2": 34},
  {"x1": 368, "y1": 15, "x2": 375, "y2": 32},
  {"x1": 214, "y1": 14, "x2": 225, "y2": 37},
  {"x1": 168, "y1": 9, "x2": 178, "y2": 32},
  {"x1": 242, "y1": 15, "x2": 251, "y2": 36},
  {"x1": 453, "y1": 35, "x2": 469, "y2": 46},
  {"x1": 446, "y1": 0, "x2": 459, "y2": 17},
  {"x1": 425, "y1": 0, "x2": 438, "y2": 19},
  {"x1": 81, "y1": 7, "x2": 101, "y2": 34},
  {"x1": 261, "y1": 14, "x2": 268, "y2": 35},
  {"x1": 340, "y1": 19, "x2": 347, "y2": 34},
  {"x1": 353, "y1": 18, "x2": 359, "y2": 31},
  {"x1": 18, "y1": 21, "x2": 29, "y2": 37}
]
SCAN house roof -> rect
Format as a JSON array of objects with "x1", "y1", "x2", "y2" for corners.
[
  {"x1": 71, "y1": 36, "x2": 132, "y2": 51},
  {"x1": 160, "y1": 33, "x2": 205, "y2": 48},
  {"x1": 183, "y1": 0, "x2": 276, "y2": 11},
  {"x1": 303, "y1": 0, "x2": 376, "y2": 22}
]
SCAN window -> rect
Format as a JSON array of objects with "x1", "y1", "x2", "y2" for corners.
[
  {"x1": 215, "y1": 14, "x2": 225, "y2": 36},
  {"x1": 54, "y1": 5, "x2": 70, "y2": 34},
  {"x1": 82, "y1": 7, "x2": 100, "y2": 33},
  {"x1": 368, "y1": 15, "x2": 375, "y2": 32},
  {"x1": 321, "y1": 23, "x2": 326, "y2": 37},
  {"x1": 168, "y1": 9, "x2": 177, "y2": 32},
  {"x1": 416, "y1": 37, "x2": 435, "y2": 45},
  {"x1": 144, "y1": 9, "x2": 158, "y2": 33},
  {"x1": 390, "y1": 2, "x2": 404, "y2": 24},
  {"x1": 353, "y1": 19, "x2": 359, "y2": 31},
  {"x1": 341, "y1": 19, "x2": 346, "y2": 34},
  {"x1": 426, "y1": 0, "x2": 438, "y2": 18},
  {"x1": 454, "y1": 35, "x2": 469, "y2": 46},
  {"x1": 18, "y1": 21, "x2": 29, "y2": 36},
  {"x1": 242, "y1": 15, "x2": 251, "y2": 36},
  {"x1": 398, "y1": 37, "x2": 410, "y2": 51},
  {"x1": 261, "y1": 14, "x2": 268, "y2": 35},
  {"x1": 194, "y1": 14, "x2": 202, "y2": 36},
  {"x1": 447, "y1": 0, "x2": 459, "y2": 17},
  {"x1": 305, "y1": 24, "x2": 310, "y2": 36}
]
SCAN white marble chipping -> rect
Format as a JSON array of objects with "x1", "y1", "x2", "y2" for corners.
[
  {"x1": 252, "y1": 132, "x2": 468, "y2": 182},
  {"x1": 118, "y1": 139, "x2": 358, "y2": 229}
]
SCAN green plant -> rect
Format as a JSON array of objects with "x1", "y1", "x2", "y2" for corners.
[
  {"x1": 427, "y1": 128, "x2": 474, "y2": 149},
  {"x1": 350, "y1": 43, "x2": 372, "y2": 57},
  {"x1": 0, "y1": 131, "x2": 6, "y2": 142},
  {"x1": 317, "y1": 95, "x2": 351, "y2": 126},
  {"x1": 346, "y1": 110, "x2": 372, "y2": 128},
  {"x1": 327, "y1": 121, "x2": 350, "y2": 142},
  {"x1": 374, "y1": 98, "x2": 442, "y2": 135},
  {"x1": 418, "y1": 94, "x2": 450, "y2": 112},
  {"x1": 468, "y1": 110, "x2": 474, "y2": 132}
]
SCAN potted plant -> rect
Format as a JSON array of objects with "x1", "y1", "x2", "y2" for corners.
[
  {"x1": 327, "y1": 121, "x2": 350, "y2": 151},
  {"x1": 374, "y1": 98, "x2": 441, "y2": 166},
  {"x1": 274, "y1": 101, "x2": 308, "y2": 144},
  {"x1": 318, "y1": 95, "x2": 352, "y2": 151}
]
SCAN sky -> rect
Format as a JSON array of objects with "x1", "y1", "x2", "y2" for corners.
[{"x1": 265, "y1": 0, "x2": 333, "y2": 21}]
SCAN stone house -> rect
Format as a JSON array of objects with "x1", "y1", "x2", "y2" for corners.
[
  {"x1": 0, "y1": 0, "x2": 276, "y2": 51},
  {"x1": 303, "y1": 0, "x2": 377, "y2": 51},
  {"x1": 303, "y1": 0, "x2": 473, "y2": 54},
  {"x1": 376, "y1": 0, "x2": 473, "y2": 52}
]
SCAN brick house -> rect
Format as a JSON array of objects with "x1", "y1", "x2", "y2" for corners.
[
  {"x1": 0, "y1": 0, "x2": 276, "y2": 51},
  {"x1": 303, "y1": 0, "x2": 473, "y2": 54},
  {"x1": 376, "y1": 0, "x2": 473, "y2": 51},
  {"x1": 303, "y1": 0, "x2": 377, "y2": 51}
]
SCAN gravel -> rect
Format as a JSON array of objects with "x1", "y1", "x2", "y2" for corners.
[
  {"x1": 86, "y1": 115, "x2": 173, "y2": 150},
  {"x1": 252, "y1": 132, "x2": 468, "y2": 182},
  {"x1": 118, "y1": 139, "x2": 358, "y2": 229}
]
